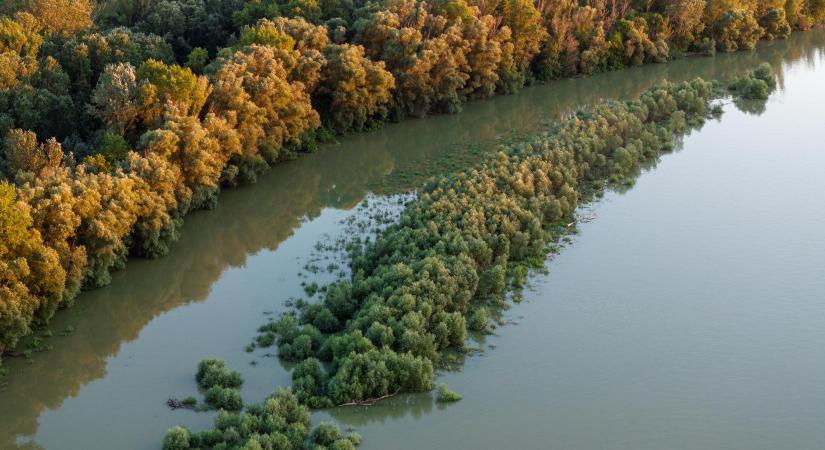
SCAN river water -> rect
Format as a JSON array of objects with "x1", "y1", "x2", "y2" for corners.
[{"x1": 1, "y1": 30, "x2": 823, "y2": 450}]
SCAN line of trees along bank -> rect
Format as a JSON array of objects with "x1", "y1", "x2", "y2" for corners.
[
  {"x1": 0, "y1": 1, "x2": 822, "y2": 361},
  {"x1": 162, "y1": 67, "x2": 778, "y2": 449}
]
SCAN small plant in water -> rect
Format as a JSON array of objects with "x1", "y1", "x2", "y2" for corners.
[
  {"x1": 436, "y1": 383, "x2": 462, "y2": 403},
  {"x1": 304, "y1": 281, "x2": 320, "y2": 296}
]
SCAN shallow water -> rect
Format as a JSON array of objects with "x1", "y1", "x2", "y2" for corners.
[{"x1": 1, "y1": 30, "x2": 823, "y2": 449}]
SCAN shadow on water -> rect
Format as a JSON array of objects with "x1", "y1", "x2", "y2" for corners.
[{"x1": 0, "y1": 29, "x2": 822, "y2": 449}]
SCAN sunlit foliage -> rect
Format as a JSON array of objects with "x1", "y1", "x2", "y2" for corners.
[
  {"x1": 207, "y1": 44, "x2": 319, "y2": 181},
  {"x1": 6, "y1": 0, "x2": 93, "y2": 36},
  {"x1": 0, "y1": 181, "x2": 63, "y2": 355}
]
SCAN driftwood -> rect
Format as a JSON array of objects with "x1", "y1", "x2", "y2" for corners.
[
  {"x1": 579, "y1": 213, "x2": 597, "y2": 223},
  {"x1": 567, "y1": 213, "x2": 597, "y2": 228},
  {"x1": 167, "y1": 397, "x2": 197, "y2": 410},
  {"x1": 338, "y1": 390, "x2": 400, "y2": 407}
]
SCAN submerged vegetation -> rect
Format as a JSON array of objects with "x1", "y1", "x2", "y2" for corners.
[
  {"x1": 163, "y1": 67, "x2": 776, "y2": 447},
  {"x1": 0, "y1": 0, "x2": 822, "y2": 363}
]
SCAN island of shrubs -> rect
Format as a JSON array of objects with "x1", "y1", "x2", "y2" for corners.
[
  {"x1": 163, "y1": 66, "x2": 776, "y2": 447},
  {"x1": 164, "y1": 387, "x2": 362, "y2": 449},
  {"x1": 259, "y1": 66, "x2": 776, "y2": 408},
  {"x1": 164, "y1": 358, "x2": 360, "y2": 449},
  {"x1": 0, "y1": 0, "x2": 821, "y2": 364}
]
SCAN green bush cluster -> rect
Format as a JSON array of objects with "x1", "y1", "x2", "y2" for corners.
[
  {"x1": 163, "y1": 389, "x2": 360, "y2": 450},
  {"x1": 196, "y1": 358, "x2": 244, "y2": 411},
  {"x1": 436, "y1": 383, "x2": 462, "y2": 402},
  {"x1": 728, "y1": 62, "x2": 777, "y2": 100}
]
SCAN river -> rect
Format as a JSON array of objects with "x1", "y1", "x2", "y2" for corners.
[{"x1": 1, "y1": 30, "x2": 823, "y2": 450}]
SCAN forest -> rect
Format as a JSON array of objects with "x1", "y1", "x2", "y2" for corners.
[{"x1": 0, "y1": 0, "x2": 823, "y2": 365}]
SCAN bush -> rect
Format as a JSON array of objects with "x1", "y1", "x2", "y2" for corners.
[
  {"x1": 752, "y1": 63, "x2": 777, "y2": 89},
  {"x1": 468, "y1": 307, "x2": 491, "y2": 332},
  {"x1": 309, "y1": 421, "x2": 342, "y2": 446},
  {"x1": 196, "y1": 359, "x2": 243, "y2": 390},
  {"x1": 256, "y1": 331, "x2": 276, "y2": 347},
  {"x1": 204, "y1": 386, "x2": 243, "y2": 411},
  {"x1": 312, "y1": 306, "x2": 341, "y2": 333},
  {"x1": 292, "y1": 357, "x2": 332, "y2": 408},
  {"x1": 729, "y1": 64, "x2": 775, "y2": 100},
  {"x1": 436, "y1": 383, "x2": 462, "y2": 402},
  {"x1": 162, "y1": 426, "x2": 190, "y2": 450},
  {"x1": 163, "y1": 389, "x2": 336, "y2": 449},
  {"x1": 733, "y1": 78, "x2": 769, "y2": 100}
]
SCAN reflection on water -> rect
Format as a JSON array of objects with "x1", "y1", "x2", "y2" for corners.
[{"x1": 0, "y1": 29, "x2": 823, "y2": 450}]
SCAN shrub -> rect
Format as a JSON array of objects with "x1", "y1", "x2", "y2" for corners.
[
  {"x1": 468, "y1": 307, "x2": 491, "y2": 332},
  {"x1": 196, "y1": 359, "x2": 243, "y2": 390},
  {"x1": 436, "y1": 383, "x2": 462, "y2": 402},
  {"x1": 204, "y1": 386, "x2": 243, "y2": 411},
  {"x1": 162, "y1": 426, "x2": 191, "y2": 450},
  {"x1": 729, "y1": 64, "x2": 776, "y2": 100}
]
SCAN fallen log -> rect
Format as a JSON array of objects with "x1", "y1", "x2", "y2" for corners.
[
  {"x1": 338, "y1": 390, "x2": 400, "y2": 407},
  {"x1": 166, "y1": 397, "x2": 197, "y2": 410}
]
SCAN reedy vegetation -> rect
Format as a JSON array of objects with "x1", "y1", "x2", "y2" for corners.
[
  {"x1": 162, "y1": 67, "x2": 776, "y2": 448},
  {"x1": 0, "y1": 0, "x2": 820, "y2": 359}
]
